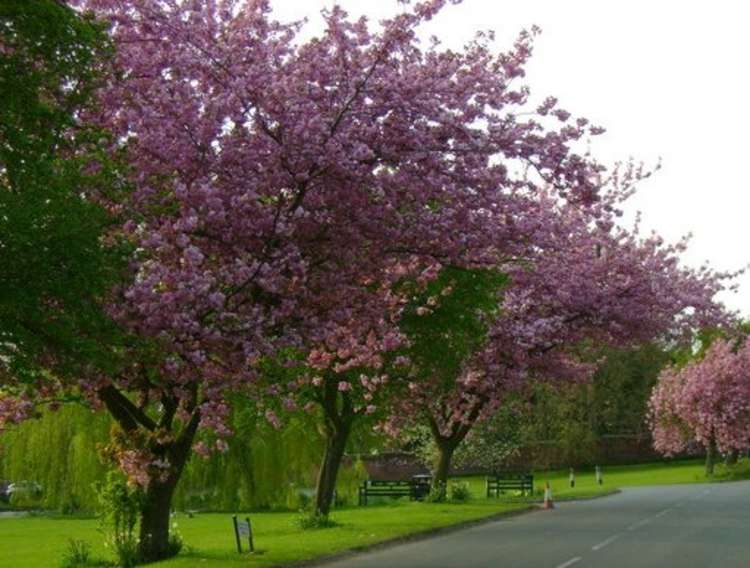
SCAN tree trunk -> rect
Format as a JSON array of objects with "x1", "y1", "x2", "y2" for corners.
[
  {"x1": 98, "y1": 383, "x2": 200, "y2": 563},
  {"x1": 427, "y1": 410, "x2": 479, "y2": 501},
  {"x1": 433, "y1": 441, "x2": 457, "y2": 497},
  {"x1": 138, "y1": 478, "x2": 178, "y2": 563},
  {"x1": 137, "y1": 411, "x2": 200, "y2": 562},
  {"x1": 725, "y1": 449, "x2": 738, "y2": 466},
  {"x1": 313, "y1": 378, "x2": 355, "y2": 517},
  {"x1": 314, "y1": 420, "x2": 351, "y2": 516},
  {"x1": 705, "y1": 438, "x2": 717, "y2": 476}
]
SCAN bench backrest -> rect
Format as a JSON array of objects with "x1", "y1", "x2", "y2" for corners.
[
  {"x1": 365, "y1": 480, "x2": 413, "y2": 488},
  {"x1": 488, "y1": 473, "x2": 533, "y2": 482}
]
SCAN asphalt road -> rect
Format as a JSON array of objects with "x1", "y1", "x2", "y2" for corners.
[{"x1": 323, "y1": 481, "x2": 750, "y2": 568}]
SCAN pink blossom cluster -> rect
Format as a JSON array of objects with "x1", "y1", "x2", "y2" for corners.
[
  {"x1": 0, "y1": 395, "x2": 33, "y2": 432},
  {"x1": 79, "y1": 0, "x2": 607, "y2": 355},
  {"x1": 116, "y1": 448, "x2": 170, "y2": 488},
  {"x1": 649, "y1": 338, "x2": 750, "y2": 455}
]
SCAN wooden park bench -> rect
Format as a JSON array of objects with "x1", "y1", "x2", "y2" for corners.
[
  {"x1": 485, "y1": 472, "x2": 534, "y2": 497},
  {"x1": 358, "y1": 477, "x2": 431, "y2": 506}
]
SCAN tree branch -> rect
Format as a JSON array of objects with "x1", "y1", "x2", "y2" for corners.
[{"x1": 98, "y1": 384, "x2": 157, "y2": 432}]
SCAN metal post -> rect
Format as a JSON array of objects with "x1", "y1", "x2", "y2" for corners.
[
  {"x1": 569, "y1": 468, "x2": 575, "y2": 488},
  {"x1": 596, "y1": 465, "x2": 603, "y2": 485},
  {"x1": 246, "y1": 517, "x2": 254, "y2": 552},
  {"x1": 232, "y1": 515, "x2": 242, "y2": 553}
]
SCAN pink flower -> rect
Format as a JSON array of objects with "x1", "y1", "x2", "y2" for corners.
[
  {"x1": 308, "y1": 350, "x2": 334, "y2": 370},
  {"x1": 393, "y1": 356, "x2": 410, "y2": 367},
  {"x1": 193, "y1": 441, "x2": 210, "y2": 458},
  {"x1": 265, "y1": 409, "x2": 282, "y2": 430}
]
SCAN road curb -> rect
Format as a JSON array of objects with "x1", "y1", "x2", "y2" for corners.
[
  {"x1": 281, "y1": 504, "x2": 537, "y2": 568},
  {"x1": 280, "y1": 489, "x2": 623, "y2": 567},
  {"x1": 553, "y1": 488, "x2": 622, "y2": 502}
]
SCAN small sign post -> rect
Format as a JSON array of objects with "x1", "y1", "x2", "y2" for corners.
[
  {"x1": 595, "y1": 465, "x2": 603, "y2": 485},
  {"x1": 569, "y1": 468, "x2": 575, "y2": 488},
  {"x1": 232, "y1": 515, "x2": 254, "y2": 553}
]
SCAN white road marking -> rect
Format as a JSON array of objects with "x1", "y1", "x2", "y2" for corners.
[
  {"x1": 627, "y1": 518, "x2": 651, "y2": 531},
  {"x1": 555, "y1": 557, "x2": 582, "y2": 568},
  {"x1": 691, "y1": 489, "x2": 712, "y2": 500},
  {"x1": 592, "y1": 534, "x2": 620, "y2": 551},
  {"x1": 628, "y1": 507, "x2": 674, "y2": 531}
]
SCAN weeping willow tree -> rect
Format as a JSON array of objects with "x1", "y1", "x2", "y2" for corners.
[
  {"x1": 168, "y1": 399, "x2": 372, "y2": 511},
  {"x1": 0, "y1": 406, "x2": 110, "y2": 511},
  {"x1": 0, "y1": 400, "x2": 372, "y2": 513},
  {"x1": 173, "y1": 404, "x2": 328, "y2": 511}
]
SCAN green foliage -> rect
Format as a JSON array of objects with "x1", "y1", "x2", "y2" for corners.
[
  {"x1": 0, "y1": 0, "x2": 128, "y2": 384},
  {"x1": 0, "y1": 406, "x2": 110, "y2": 512},
  {"x1": 400, "y1": 343, "x2": 671, "y2": 472},
  {"x1": 8, "y1": 481, "x2": 42, "y2": 509},
  {"x1": 426, "y1": 480, "x2": 447, "y2": 503},
  {"x1": 401, "y1": 425, "x2": 437, "y2": 470},
  {"x1": 286, "y1": 487, "x2": 313, "y2": 512},
  {"x1": 59, "y1": 539, "x2": 91, "y2": 568},
  {"x1": 0, "y1": 402, "x2": 376, "y2": 514},
  {"x1": 173, "y1": 402, "x2": 327, "y2": 512},
  {"x1": 669, "y1": 324, "x2": 750, "y2": 368},
  {"x1": 294, "y1": 513, "x2": 340, "y2": 530},
  {"x1": 398, "y1": 267, "x2": 507, "y2": 389},
  {"x1": 166, "y1": 525, "x2": 184, "y2": 559},
  {"x1": 453, "y1": 401, "x2": 524, "y2": 472},
  {"x1": 96, "y1": 472, "x2": 142, "y2": 568},
  {"x1": 333, "y1": 458, "x2": 369, "y2": 507},
  {"x1": 174, "y1": 399, "x2": 380, "y2": 512},
  {"x1": 713, "y1": 458, "x2": 750, "y2": 482},
  {"x1": 513, "y1": 344, "x2": 670, "y2": 467},
  {"x1": 449, "y1": 481, "x2": 471, "y2": 502},
  {"x1": 588, "y1": 344, "x2": 670, "y2": 437}
]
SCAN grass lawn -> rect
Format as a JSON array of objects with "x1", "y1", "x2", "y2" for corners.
[
  {"x1": 1, "y1": 501, "x2": 534, "y2": 568},
  {"x1": 0, "y1": 458, "x2": 714, "y2": 568},
  {"x1": 484, "y1": 458, "x2": 710, "y2": 498}
]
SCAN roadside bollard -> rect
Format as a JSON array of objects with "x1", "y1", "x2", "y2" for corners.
[
  {"x1": 596, "y1": 465, "x2": 603, "y2": 485},
  {"x1": 543, "y1": 481, "x2": 555, "y2": 509},
  {"x1": 569, "y1": 467, "x2": 575, "y2": 488}
]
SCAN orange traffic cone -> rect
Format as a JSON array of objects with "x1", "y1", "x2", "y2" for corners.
[{"x1": 543, "y1": 481, "x2": 555, "y2": 509}]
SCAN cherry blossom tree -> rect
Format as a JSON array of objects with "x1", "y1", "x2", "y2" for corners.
[
  {"x1": 390, "y1": 190, "x2": 732, "y2": 489},
  {"x1": 649, "y1": 337, "x2": 750, "y2": 475}
]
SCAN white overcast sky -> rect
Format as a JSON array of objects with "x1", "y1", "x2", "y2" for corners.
[{"x1": 271, "y1": 0, "x2": 750, "y2": 317}]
